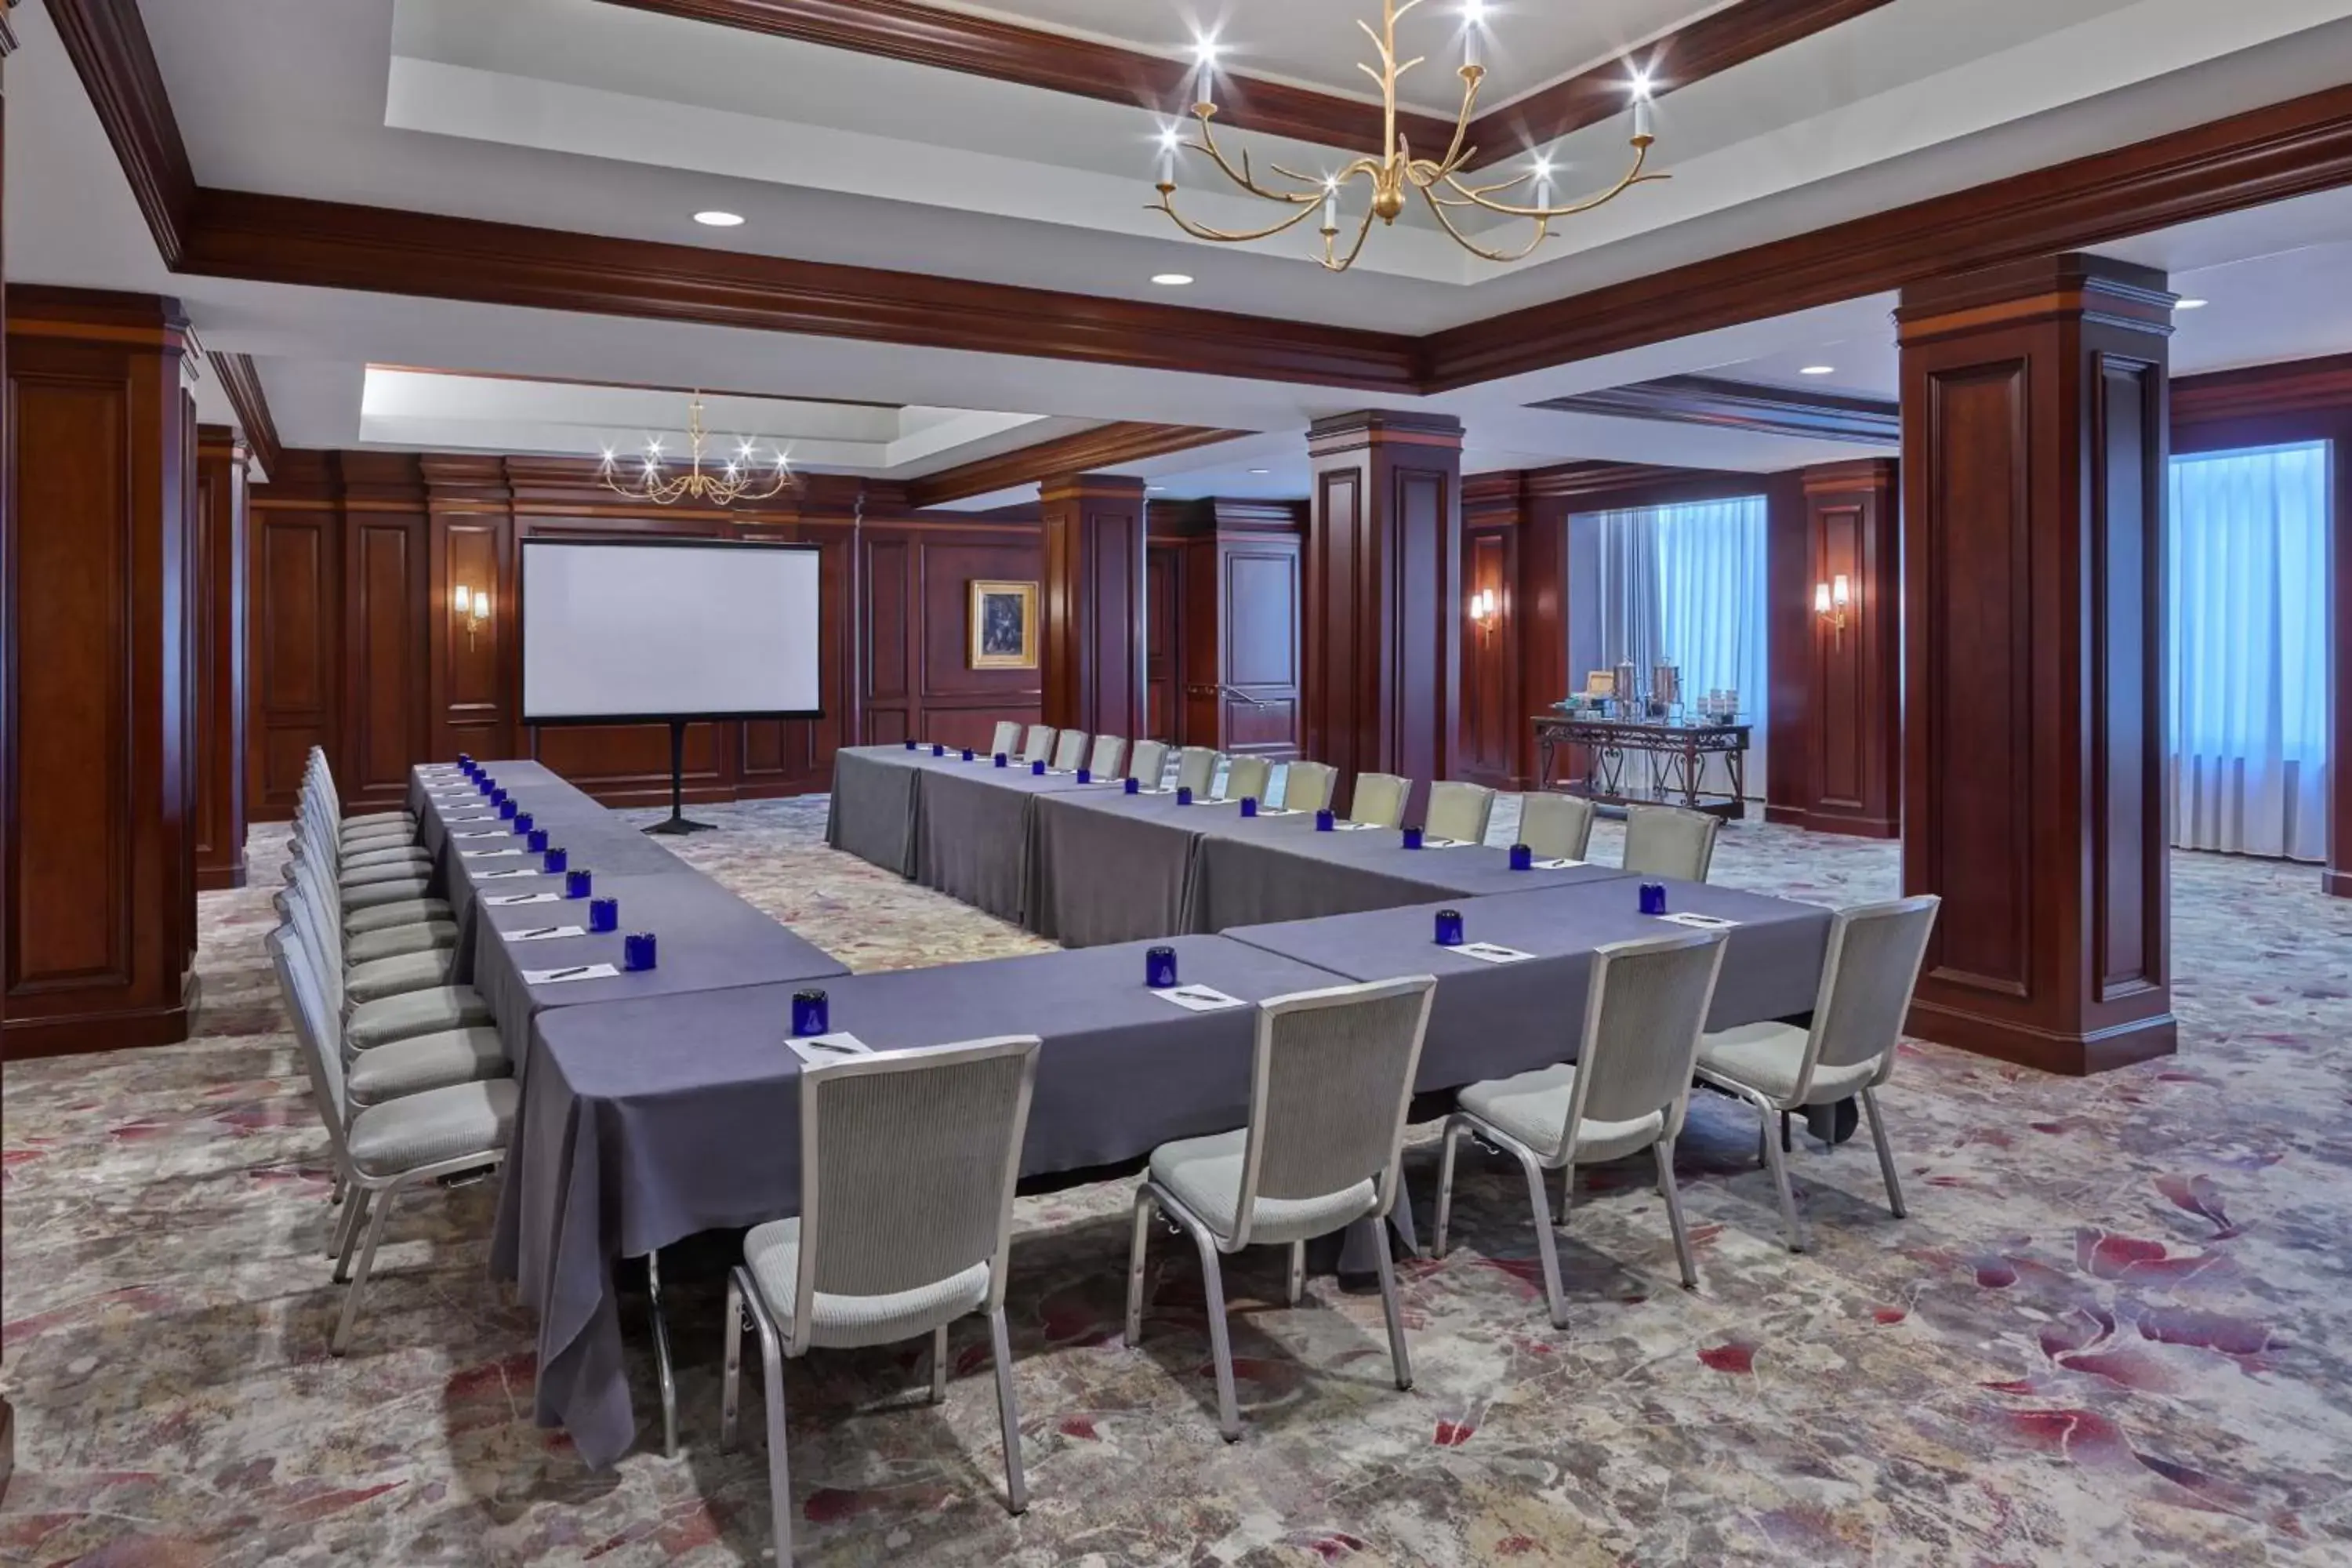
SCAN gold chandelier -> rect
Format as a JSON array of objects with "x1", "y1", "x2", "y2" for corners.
[
  {"x1": 598, "y1": 394, "x2": 800, "y2": 506},
  {"x1": 1151, "y1": 0, "x2": 1664, "y2": 272}
]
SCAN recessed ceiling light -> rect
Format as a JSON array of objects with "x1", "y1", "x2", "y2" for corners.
[
  {"x1": 1799, "y1": 365, "x2": 1836, "y2": 376},
  {"x1": 2176, "y1": 297, "x2": 2209, "y2": 310},
  {"x1": 1152, "y1": 273, "x2": 1195, "y2": 286},
  {"x1": 1146, "y1": 485, "x2": 1167, "y2": 492},
  {"x1": 1248, "y1": 467, "x2": 1271, "y2": 474},
  {"x1": 694, "y1": 210, "x2": 746, "y2": 227}
]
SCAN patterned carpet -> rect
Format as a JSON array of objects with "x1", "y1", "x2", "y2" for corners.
[{"x1": 5, "y1": 798, "x2": 2350, "y2": 1566}]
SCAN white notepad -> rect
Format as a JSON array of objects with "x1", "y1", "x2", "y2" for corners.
[
  {"x1": 1530, "y1": 857, "x2": 1584, "y2": 869},
  {"x1": 452, "y1": 830, "x2": 511, "y2": 840},
  {"x1": 460, "y1": 848, "x2": 528, "y2": 859},
  {"x1": 787, "y1": 1033, "x2": 873, "y2": 1065},
  {"x1": 444, "y1": 815, "x2": 498, "y2": 824},
  {"x1": 1330, "y1": 821, "x2": 1383, "y2": 833},
  {"x1": 475, "y1": 867, "x2": 545, "y2": 880},
  {"x1": 1456, "y1": 942, "x2": 1536, "y2": 965},
  {"x1": 1420, "y1": 837, "x2": 1472, "y2": 850},
  {"x1": 503, "y1": 924, "x2": 587, "y2": 943},
  {"x1": 1153, "y1": 984, "x2": 1247, "y2": 1013},
  {"x1": 1657, "y1": 911, "x2": 1740, "y2": 931},
  {"x1": 483, "y1": 891, "x2": 561, "y2": 907},
  {"x1": 523, "y1": 962, "x2": 621, "y2": 986}
]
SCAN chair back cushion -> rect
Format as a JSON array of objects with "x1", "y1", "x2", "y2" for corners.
[
  {"x1": 1127, "y1": 739, "x2": 1170, "y2": 788},
  {"x1": 1225, "y1": 756, "x2": 1272, "y2": 803},
  {"x1": 1349, "y1": 773, "x2": 1410, "y2": 828},
  {"x1": 1051, "y1": 731, "x2": 1089, "y2": 771},
  {"x1": 1281, "y1": 761, "x2": 1337, "y2": 815},
  {"x1": 1573, "y1": 932, "x2": 1726, "y2": 1134},
  {"x1": 1518, "y1": 793, "x2": 1595, "y2": 860},
  {"x1": 268, "y1": 928, "x2": 351, "y2": 1150},
  {"x1": 1021, "y1": 725, "x2": 1058, "y2": 763},
  {"x1": 1175, "y1": 747, "x2": 1221, "y2": 796},
  {"x1": 1425, "y1": 781, "x2": 1495, "y2": 844},
  {"x1": 1088, "y1": 735, "x2": 1127, "y2": 778},
  {"x1": 1623, "y1": 805, "x2": 1722, "y2": 882},
  {"x1": 1810, "y1": 897, "x2": 1940, "y2": 1077},
  {"x1": 989, "y1": 720, "x2": 1022, "y2": 757}
]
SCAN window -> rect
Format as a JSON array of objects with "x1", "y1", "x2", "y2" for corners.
[{"x1": 2168, "y1": 441, "x2": 2331, "y2": 861}]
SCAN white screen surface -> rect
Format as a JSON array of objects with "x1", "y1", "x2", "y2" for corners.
[{"x1": 521, "y1": 541, "x2": 822, "y2": 721}]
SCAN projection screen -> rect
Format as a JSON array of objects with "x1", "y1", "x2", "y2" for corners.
[{"x1": 521, "y1": 539, "x2": 824, "y2": 723}]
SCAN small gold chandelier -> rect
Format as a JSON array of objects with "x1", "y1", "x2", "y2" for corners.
[
  {"x1": 1151, "y1": 0, "x2": 1664, "y2": 272},
  {"x1": 598, "y1": 394, "x2": 799, "y2": 506}
]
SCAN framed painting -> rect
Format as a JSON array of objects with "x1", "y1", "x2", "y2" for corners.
[{"x1": 969, "y1": 579, "x2": 1039, "y2": 670}]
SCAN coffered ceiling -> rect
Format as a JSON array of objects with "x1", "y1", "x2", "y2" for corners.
[{"x1": 11, "y1": 0, "x2": 2352, "y2": 497}]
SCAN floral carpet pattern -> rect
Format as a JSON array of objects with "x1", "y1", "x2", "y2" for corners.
[{"x1": 5, "y1": 797, "x2": 2351, "y2": 1566}]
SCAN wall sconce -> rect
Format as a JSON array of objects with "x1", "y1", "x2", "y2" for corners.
[
  {"x1": 1813, "y1": 573, "x2": 1850, "y2": 650},
  {"x1": 454, "y1": 583, "x2": 490, "y2": 650},
  {"x1": 1468, "y1": 587, "x2": 1499, "y2": 632}
]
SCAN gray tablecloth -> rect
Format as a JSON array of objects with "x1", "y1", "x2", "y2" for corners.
[
  {"x1": 1225, "y1": 879, "x2": 1835, "y2": 1092},
  {"x1": 826, "y1": 746, "x2": 956, "y2": 878},
  {"x1": 1026, "y1": 790, "x2": 1244, "y2": 946},
  {"x1": 1188, "y1": 820, "x2": 1629, "y2": 932},
  {"x1": 470, "y1": 869, "x2": 849, "y2": 1072},
  {"x1": 492, "y1": 935, "x2": 1356, "y2": 1469},
  {"x1": 915, "y1": 763, "x2": 1105, "y2": 923}
]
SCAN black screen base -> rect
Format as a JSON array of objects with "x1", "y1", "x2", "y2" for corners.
[{"x1": 642, "y1": 720, "x2": 718, "y2": 837}]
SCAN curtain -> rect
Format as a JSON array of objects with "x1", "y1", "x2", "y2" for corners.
[
  {"x1": 1591, "y1": 495, "x2": 1771, "y2": 797},
  {"x1": 2169, "y1": 441, "x2": 2332, "y2": 861}
]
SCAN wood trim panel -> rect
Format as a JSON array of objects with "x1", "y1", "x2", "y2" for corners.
[
  {"x1": 1039, "y1": 474, "x2": 1148, "y2": 742},
  {"x1": 2172, "y1": 350, "x2": 2352, "y2": 424},
  {"x1": 42, "y1": 0, "x2": 196, "y2": 269},
  {"x1": 206, "y1": 350, "x2": 282, "y2": 481},
  {"x1": 909, "y1": 422, "x2": 1243, "y2": 509},
  {"x1": 1791, "y1": 459, "x2": 1900, "y2": 838},
  {"x1": 1532, "y1": 374, "x2": 1900, "y2": 445},
  {"x1": 191, "y1": 427, "x2": 249, "y2": 889}
]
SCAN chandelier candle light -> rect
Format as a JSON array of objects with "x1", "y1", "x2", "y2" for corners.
[
  {"x1": 598, "y1": 394, "x2": 800, "y2": 507},
  {"x1": 1151, "y1": 0, "x2": 1664, "y2": 271}
]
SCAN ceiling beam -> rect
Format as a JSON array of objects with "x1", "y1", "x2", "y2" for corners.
[
  {"x1": 2172, "y1": 350, "x2": 2352, "y2": 425},
  {"x1": 906, "y1": 421, "x2": 1246, "y2": 509},
  {"x1": 43, "y1": 0, "x2": 196, "y2": 268},
  {"x1": 206, "y1": 350, "x2": 283, "y2": 478},
  {"x1": 1533, "y1": 374, "x2": 1899, "y2": 445}
]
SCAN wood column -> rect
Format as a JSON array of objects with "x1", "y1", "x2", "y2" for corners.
[
  {"x1": 1040, "y1": 473, "x2": 1147, "y2": 744},
  {"x1": 1305, "y1": 412, "x2": 1464, "y2": 820},
  {"x1": 1896, "y1": 254, "x2": 2176, "y2": 1075},
  {"x1": 2, "y1": 0, "x2": 18, "y2": 1502},
  {"x1": 3, "y1": 287, "x2": 197, "y2": 1058},
  {"x1": 1767, "y1": 459, "x2": 1900, "y2": 838},
  {"x1": 193, "y1": 427, "x2": 250, "y2": 889}
]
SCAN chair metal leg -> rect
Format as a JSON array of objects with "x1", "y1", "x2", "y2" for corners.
[
  {"x1": 1287, "y1": 1241, "x2": 1305, "y2": 1307},
  {"x1": 753, "y1": 1311, "x2": 793, "y2": 1568},
  {"x1": 1434, "y1": 1116, "x2": 1465, "y2": 1259},
  {"x1": 1185, "y1": 1224, "x2": 1243, "y2": 1441},
  {"x1": 331, "y1": 1187, "x2": 395, "y2": 1355},
  {"x1": 1862, "y1": 1088, "x2": 1907, "y2": 1219},
  {"x1": 1654, "y1": 1138, "x2": 1698, "y2": 1290},
  {"x1": 1780, "y1": 1110, "x2": 1793, "y2": 1154},
  {"x1": 1511, "y1": 1146, "x2": 1570, "y2": 1330},
  {"x1": 1367, "y1": 1217, "x2": 1412, "y2": 1392},
  {"x1": 929, "y1": 1324, "x2": 950, "y2": 1405},
  {"x1": 987, "y1": 1306, "x2": 1028, "y2": 1515},
  {"x1": 332, "y1": 1188, "x2": 373, "y2": 1279},
  {"x1": 1123, "y1": 1187, "x2": 1156, "y2": 1347},
  {"x1": 1760, "y1": 1107, "x2": 1808, "y2": 1252},
  {"x1": 721, "y1": 1270, "x2": 746, "y2": 1450},
  {"x1": 645, "y1": 1250, "x2": 680, "y2": 1459}
]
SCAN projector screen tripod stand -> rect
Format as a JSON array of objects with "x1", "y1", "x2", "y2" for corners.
[{"x1": 644, "y1": 720, "x2": 717, "y2": 837}]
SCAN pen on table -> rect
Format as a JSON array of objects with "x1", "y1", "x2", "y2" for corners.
[
  {"x1": 539, "y1": 966, "x2": 593, "y2": 982},
  {"x1": 510, "y1": 925, "x2": 561, "y2": 940}
]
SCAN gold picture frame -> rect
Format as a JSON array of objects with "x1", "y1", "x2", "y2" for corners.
[{"x1": 968, "y1": 580, "x2": 1039, "y2": 670}]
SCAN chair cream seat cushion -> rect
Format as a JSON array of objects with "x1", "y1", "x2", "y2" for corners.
[
  {"x1": 342, "y1": 844, "x2": 431, "y2": 873},
  {"x1": 344, "y1": 898, "x2": 453, "y2": 936},
  {"x1": 1698, "y1": 1022, "x2": 1880, "y2": 1107},
  {"x1": 341, "y1": 877, "x2": 436, "y2": 913},
  {"x1": 347, "y1": 986, "x2": 493, "y2": 1052},
  {"x1": 346, "y1": 1027, "x2": 510, "y2": 1109},
  {"x1": 339, "y1": 861, "x2": 434, "y2": 893},
  {"x1": 347, "y1": 1079, "x2": 517, "y2": 1178},
  {"x1": 343, "y1": 809, "x2": 415, "y2": 831},
  {"x1": 347, "y1": 947, "x2": 463, "y2": 1007},
  {"x1": 339, "y1": 822, "x2": 416, "y2": 845},
  {"x1": 743, "y1": 1217, "x2": 992, "y2": 1351},
  {"x1": 1149, "y1": 1128, "x2": 1379, "y2": 1247},
  {"x1": 346, "y1": 920, "x2": 460, "y2": 967},
  {"x1": 1458, "y1": 1064, "x2": 1664, "y2": 1165}
]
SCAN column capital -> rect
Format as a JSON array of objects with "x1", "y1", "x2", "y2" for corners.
[
  {"x1": 1307, "y1": 410, "x2": 1465, "y2": 459},
  {"x1": 1039, "y1": 472, "x2": 1148, "y2": 505},
  {"x1": 1896, "y1": 253, "x2": 2176, "y2": 345}
]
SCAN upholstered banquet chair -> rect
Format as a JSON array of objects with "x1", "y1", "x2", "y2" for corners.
[
  {"x1": 1623, "y1": 804, "x2": 1722, "y2": 882},
  {"x1": 1518, "y1": 792, "x2": 1595, "y2": 862},
  {"x1": 1425, "y1": 781, "x2": 1496, "y2": 844},
  {"x1": 722, "y1": 1036, "x2": 1041, "y2": 1566},
  {"x1": 1126, "y1": 978, "x2": 1435, "y2": 1439},
  {"x1": 1223, "y1": 755, "x2": 1272, "y2": 804},
  {"x1": 1280, "y1": 761, "x2": 1338, "y2": 815},
  {"x1": 1127, "y1": 739, "x2": 1171, "y2": 789},
  {"x1": 1436, "y1": 930, "x2": 1726, "y2": 1327},
  {"x1": 989, "y1": 720, "x2": 1022, "y2": 757},
  {"x1": 1021, "y1": 724, "x2": 1058, "y2": 764},
  {"x1": 1087, "y1": 735, "x2": 1127, "y2": 778},
  {"x1": 1175, "y1": 746, "x2": 1222, "y2": 797},
  {"x1": 1050, "y1": 730, "x2": 1090, "y2": 771},
  {"x1": 1349, "y1": 772, "x2": 1410, "y2": 829},
  {"x1": 1696, "y1": 895, "x2": 1940, "y2": 1251}
]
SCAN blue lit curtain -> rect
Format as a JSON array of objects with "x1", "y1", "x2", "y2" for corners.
[
  {"x1": 2168, "y1": 441, "x2": 2332, "y2": 860},
  {"x1": 1594, "y1": 495, "x2": 1771, "y2": 797}
]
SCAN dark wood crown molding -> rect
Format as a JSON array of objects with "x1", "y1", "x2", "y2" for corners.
[
  {"x1": 206, "y1": 350, "x2": 282, "y2": 479},
  {"x1": 1534, "y1": 373, "x2": 1899, "y2": 445},
  {"x1": 2172, "y1": 350, "x2": 2352, "y2": 425},
  {"x1": 908, "y1": 421, "x2": 1244, "y2": 509},
  {"x1": 43, "y1": 0, "x2": 197, "y2": 269}
]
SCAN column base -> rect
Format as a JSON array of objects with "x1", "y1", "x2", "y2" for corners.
[
  {"x1": 1763, "y1": 804, "x2": 1900, "y2": 839},
  {"x1": 0, "y1": 1396, "x2": 13, "y2": 1504},
  {"x1": 1905, "y1": 999, "x2": 2176, "y2": 1076},
  {"x1": 2325, "y1": 868, "x2": 2351, "y2": 899},
  {"x1": 195, "y1": 857, "x2": 249, "y2": 892},
  {"x1": 1, "y1": 995, "x2": 194, "y2": 1058}
]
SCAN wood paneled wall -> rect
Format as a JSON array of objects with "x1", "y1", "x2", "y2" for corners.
[{"x1": 246, "y1": 456, "x2": 1044, "y2": 817}]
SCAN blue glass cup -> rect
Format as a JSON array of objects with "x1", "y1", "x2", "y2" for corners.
[
  {"x1": 962, "y1": 748, "x2": 975, "y2": 762},
  {"x1": 513, "y1": 811, "x2": 535, "y2": 835},
  {"x1": 543, "y1": 848, "x2": 569, "y2": 874},
  {"x1": 566, "y1": 869, "x2": 593, "y2": 899},
  {"x1": 1124, "y1": 777, "x2": 1142, "y2": 796},
  {"x1": 477, "y1": 775, "x2": 495, "y2": 793},
  {"x1": 1509, "y1": 843, "x2": 1534, "y2": 871},
  {"x1": 490, "y1": 786, "x2": 510, "y2": 807},
  {"x1": 1240, "y1": 797, "x2": 1258, "y2": 818},
  {"x1": 1403, "y1": 826, "x2": 1425, "y2": 850},
  {"x1": 1435, "y1": 908, "x2": 1466, "y2": 947},
  {"x1": 1316, "y1": 808, "x2": 1336, "y2": 832},
  {"x1": 791, "y1": 989, "x2": 830, "y2": 1038},
  {"x1": 933, "y1": 743, "x2": 947, "y2": 757},
  {"x1": 1076, "y1": 768, "x2": 1091, "y2": 785},
  {"x1": 1145, "y1": 946, "x2": 1179, "y2": 989},
  {"x1": 589, "y1": 896, "x2": 619, "y2": 934},
  {"x1": 1032, "y1": 758, "x2": 1047, "y2": 776},
  {"x1": 623, "y1": 932, "x2": 658, "y2": 971},
  {"x1": 904, "y1": 738, "x2": 918, "y2": 750},
  {"x1": 526, "y1": 829, "x2": 550, "y2": 853},
  {"x1": 498, "y1": 800, "x2": 520, "y2": 821},
  {"x1": 1640, "y1": 882, "x2": 1668, "y2": 916},
  {"x1": 994, "y1": 753, "x2": 1009, "y2": 768},
  {"x1": 457, "y1": 753, "x2": 474, "y2": 768},
  {"x1": 1176, "y1": 786, "x2": 1193, "y2": 806}
]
